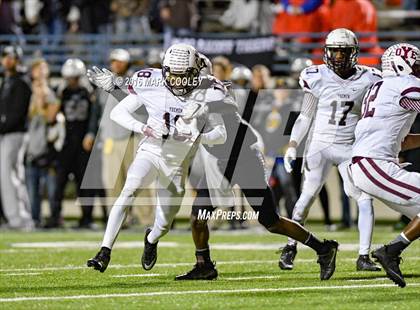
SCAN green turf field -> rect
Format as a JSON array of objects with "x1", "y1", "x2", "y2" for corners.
[{"x1": 0, "y1": 225, "x2": 419, "y2": 309}]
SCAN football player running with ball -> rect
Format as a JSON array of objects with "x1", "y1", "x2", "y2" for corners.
[
  {"x1": 87, "y1": 44, "x2": 229, "y2": 272},
  {"x1": 281, "y1": 28, "x2": 381, "y2": 272},
  {"x1": 351, "y1": 43, "x2": 420, "y2": 288}
]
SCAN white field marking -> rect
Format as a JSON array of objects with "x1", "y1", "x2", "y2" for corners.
[
  {"x1": 9, "y1": 241, "x2": 178, "y2": 249},
  {"x1": 1, "y1": 283, "x2": 419, "y2": 303},
  {"x1": 111, "y1": 274, "x2": 162, "y2": 278},
  {"x1": 347, "y1": 277, "x2": 389, "y2": 282},
  {"x1": 222, "y1": 275, "x2": 283, "y2": 281},
  {"x1": 2, "y1": 273, "x2": 41, "y2": 276},
  {"x1": 8, "y1": 241, "x2": 382, "y2": 252}
]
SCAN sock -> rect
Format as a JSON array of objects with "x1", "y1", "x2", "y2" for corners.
[
  {"x1": 100, "y1": 246, "x2": 111, "y2": 256},
  {"x1": 357, "y1": 199, "x2": 374, "y2": 255},
  {"x1": 304, "y1": 233, "x2": 328, "y2": 255},
  {"x1": 287, "y1": 193, "x2": 314, "y2": 246},
  {"x1": 386, "y1": 233, "x2": 411, "y2": 256},
  {"x1": 195, "y1": 248, "x2": 211, "y2": 264}
]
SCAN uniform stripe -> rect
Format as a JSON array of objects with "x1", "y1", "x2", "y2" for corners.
[
  {"x1": 366, "y1": 158, "x2": 420, "y2": 194},
  {"x1": 399, "y1": 97, "x2": 420, "y2": 112},
  {"x1": 401, "y1": 87, "x2": 420, "y2": 96},
  {"x1": 127, "y1": 84, "x2": 137, "y2": 95},
  {"x1": 358, "y1": 160, "x2": 412, "y2": 200}
]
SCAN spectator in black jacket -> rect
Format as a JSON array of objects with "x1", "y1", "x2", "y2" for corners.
[{"x1": 0, "y1": 45, "x2": 34, "y2": 230}]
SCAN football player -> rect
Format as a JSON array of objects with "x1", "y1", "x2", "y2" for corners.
[
  {"x1": 86, "y1": 44, "x2": 228, "y2": 272},
  {"x1": 87, "y1": 46, "x2": 340, "y2": 281},
  {"x1": 351, "y1": 43, "x2": 420, "y2": 288},
  {"x1": 281, "y1": 28, "x2": 381, "y2": 271},
  {"x1": 148, "y1": 55, "x2": 340, "y2": 282}
]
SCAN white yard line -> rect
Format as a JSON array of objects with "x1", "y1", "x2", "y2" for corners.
[
  {"x1": 2, "y1": 273, "x2": 41, "y2": 276},
  {"x1": 111, "y1": 273, "x2": 162, "y2": 278},
  {"x1": 1, "y1": 283, "x2": 419, "y2": 303},
  {"x1": 222, "y1": 275, "x2": 283, "y2": 281},
  {"x1": 347, "y1": 277, "x2": 389, "y2": 282}
]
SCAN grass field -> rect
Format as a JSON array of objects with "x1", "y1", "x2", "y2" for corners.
[{"x1": 0, "y1": 225, "x2": 419, "y2": 309}]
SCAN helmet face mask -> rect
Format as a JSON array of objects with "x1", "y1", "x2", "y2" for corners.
[
  {"x1": 323, "y1": 28, "x2": 359, "y2": 77},
  {"x1": 162, "y1": 66, "x2": 200, "y2": 96},
  {"x1": 325, "y1": 46, "x2": 358, "y2": 74},
  {"x1": 162, "y1": 43, "x2": 202, "y2": 96}
]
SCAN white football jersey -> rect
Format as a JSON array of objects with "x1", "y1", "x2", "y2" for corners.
[
  {"x1": 352, "y1": 75, "x2": 420, "y2": 162},
  {"x1": 299, "y1": 64, "x2": 381, "y2": 144},
  {"x1": 128, "y1": 68, "x2": 227, "y2": 161}
]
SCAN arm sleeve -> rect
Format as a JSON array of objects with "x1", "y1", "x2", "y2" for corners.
[
  {"x1": 289, "y1": 92, "x2": 317, "y2": 146},
  {"x1": 200, "y1": 113, "x2": 227, "y2": 145},
  {"x1": 110, "y1": 93, "x2": 146, "y2": 133},
  {"x1": 400, "y1": 87, "x2": 420, "y2": 112},
  {"x1": 207, "y1": 82, "x2": 239, "y2": 114}
]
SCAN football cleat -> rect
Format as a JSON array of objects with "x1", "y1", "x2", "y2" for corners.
[
  {"x1": 175, "y1": 261, "x2": 218, "y2": 280},
  {"x1": 87, "y1": 247, "x2": 111, "y2": 273},
  {"x1": 317, "y1": 240, "x2": 339, "y2": 280},
  {"x1": 372, "y1": 246, "x2": 405, "y2": 288},
  {"x1": 279, "y1": 244, "x2": 297, "y2": 270},
  {"x1": 141, "y1": 228, "x2": 158, "y2": 270},
  {"x1": 356, "y1": 255, "x2": 381, "y2": 272}
]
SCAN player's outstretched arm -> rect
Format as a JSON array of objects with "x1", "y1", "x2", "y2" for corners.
[
  {"x1": 200, "y1": 113, "x2": 227, "y2": 145},
  {"x1": 401, "y1": 134, "x2": 420, "y2": 151},
  {"x1": 109, "y1": 93, "x2": 146, "y2": 133},
  {"x1": 284, "y1": 92, "x2": 317, "y2": 173}
]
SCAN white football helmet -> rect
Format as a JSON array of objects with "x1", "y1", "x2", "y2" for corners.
[
  {"x1": 290, "y1": 57, "x2": 313, "y2": 74},
  {"x1": 324, "y1": 28, "x2": 359, "y2": 74},
  {"x1": 231, "y1": 66, "x2": 252, "y2": 82},
  {"x1": 109, "y1": 48, "x2": 130, "y2": 63},
  {"x1": 162, "y1": 43, "x2": 202, "y2": 96},
  {"x1": 381, "y1": 43, "x2": 420, "y2": 78},
  {"x1": 61, "y1": 58, "x2": 86, "y2": 78}
]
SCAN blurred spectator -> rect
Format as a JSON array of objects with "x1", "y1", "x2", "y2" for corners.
[
  {"x1": 0, "y1": 0, "x2": 17, "y2": 34},
  {"x1": 46, "y1": 58, "x2": 97, "y2": 228},
  {"x1": 146, "y1": 48, "x2": 164, "y2": 68},
  {"x1": 328, "y1": 0, "x2": 383, "y2": 65},
  {"x1": 37, "y1": 1, "x2": 71, "y2": 36},
  {"x1": 73, "y1": 0, "x2": 112, "y2": 33},
  {"x1": 0, "y1": 45, "x2": 33, "y2": 230},
  {"x1": 159, "y1": 0, "x2": 199, "y2": 47},
  {"x1": 211, "y1": 56, "x2": 232, "y2": 81},
  {"x1": 272, "y1": 0, "x2": 330, "y2": 43},
  {"x1": 219, "y1": 0, "x2": 259, "y2": 32},
  {"x1": 25, "y1": 58, "x2": 62, "y2": 227},
  {"x1": 111, "y1": 0, "x2": 151, "y2": 35},
  {"x1": 231, "y1": 66, "x2": 253, "y2": 88}
]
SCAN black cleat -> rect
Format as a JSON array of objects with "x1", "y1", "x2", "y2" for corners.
[
  {"x1": 356, "y1": 255, "x2": 381, "y2": 272},
  {"x1": 279, "y1": 244, "x2": 297, "y2": 270},
  {"x1": 317, "y1": 240, "x2": 339, "y2": 280},
  {"x1": 372, "y1": 246, "x2": 405, "y2": 288},
  {"x1": 141, "y1": 228, "x2": 158, "y2": 270},
  {"x1": 87, "y1": 247, "x2": 111, "y2": 273},
  {"x1": 175, "y1": 261, "x2": 218, "y2": 280}
]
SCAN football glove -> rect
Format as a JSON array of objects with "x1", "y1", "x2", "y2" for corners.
[
  {"x1": 87, "y1": 66, "x2": 115, "y2": 92},
  {"x1": 284, "y1": 146, "x2": 297, "y2": 173},
  {"x1": 183, "y1": 102, "x2": 209, "y2": 120}
]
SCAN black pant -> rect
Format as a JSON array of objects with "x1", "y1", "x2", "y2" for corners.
[
  {"x1": 51, "y1": 141, "x2": 94, "y2": 225},
  {"x1": 191, "y1": 150, "x2": 280, "y2": 228}
]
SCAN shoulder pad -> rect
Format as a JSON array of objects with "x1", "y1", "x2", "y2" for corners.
[{"x1": 128, "y1": 68, "x2": 162, "y2": 94}]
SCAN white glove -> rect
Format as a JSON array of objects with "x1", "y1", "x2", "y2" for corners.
[
  {"x1": 284, "y1": 147, "x2": 297, "y2": 173},
  {"x1": 87, "y1": 66, "x2": 115, "y2": 92},
  {"x1": 175, "y1": 118, "x2": 199, "y2": 142},
  {"x1": 183, "y1": 102, "x2": 209, "y2": 120}
]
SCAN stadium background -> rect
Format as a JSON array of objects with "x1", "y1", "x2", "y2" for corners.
[{"x1": 0, "y1": 0, "x2": 419, "y2": 230}]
